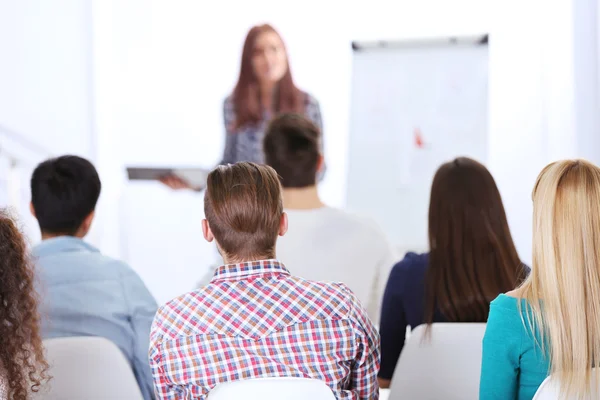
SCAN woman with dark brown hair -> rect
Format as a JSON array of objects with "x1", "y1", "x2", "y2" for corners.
[
  {"x1": 377, "y1": 157, "x2": 527, "y2": 388},
  {"x1": 162, "y1": 24, "x2": 323, "y2": 190},
  {"x1": 0, "y1": 211, "x2": 49, "y2": 399}
]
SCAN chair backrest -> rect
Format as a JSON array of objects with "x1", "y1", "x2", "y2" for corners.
[
  {"x1": 389, "y1": 323, "x2": 487, "y2": 400},
  {"x1": 208, "y1": 377, "x2": 336, "y2": 400},
  {"x1": 533, "y1": 370, "x2": 600, "y2": 400},
  {"x1": 35, "y1": 337, "x2": 143, "y2": 400}
]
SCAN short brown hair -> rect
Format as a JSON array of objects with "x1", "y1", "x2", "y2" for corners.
[
  {"x1": 263, "y1": 113, "x2": 320, "y2": 188},
  {"x1": 204, "y1": 162, "x2": 283, "y2": 261}
]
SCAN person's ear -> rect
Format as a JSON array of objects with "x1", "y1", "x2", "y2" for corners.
[
  {"x1": 79, "y1": 211, "x2": 95, "y2": 237},
  {"x1": 316, "y1": 154, "x2": 325, "y2": 173},
  {"x1": 29, "y1": 202, "x2": 36, "y2": 218},
  {"x1": 202, "y1": 219, "x2": 215, "y2": 243},
  {"x1": 279, "y1": 212, "x2": 288, "y2": 237}
]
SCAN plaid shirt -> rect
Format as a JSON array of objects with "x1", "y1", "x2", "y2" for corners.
[{"x1": 149, "y1": 260, "x2": 380, "y2": 399}]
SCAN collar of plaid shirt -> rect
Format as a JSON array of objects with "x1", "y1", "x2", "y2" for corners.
[{"x1": 211, "y1": 259, "x2": 289, "y2": 282}]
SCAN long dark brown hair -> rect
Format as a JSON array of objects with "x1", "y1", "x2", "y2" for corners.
[
  {"x1": 231, "y1": 24, "x2": 305, "y2": 130},
  {"x1": 0, "y1": 211, "x2": 49, "y2": 399},
  {"x1": 424, "y1": 157, "x2": 523, "y2": 325}
]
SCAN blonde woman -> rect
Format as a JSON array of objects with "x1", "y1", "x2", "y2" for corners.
[{"x1": 480, "y1": 159, "x2": 600, "y2": 399}]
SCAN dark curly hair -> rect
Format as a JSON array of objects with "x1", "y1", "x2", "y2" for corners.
[{"x1": 0, "y1": 211, "x2": 49, "y2": 399}]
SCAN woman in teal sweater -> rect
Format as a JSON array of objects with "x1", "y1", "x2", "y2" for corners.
[
  {"x1": 480, "y1": 159, "x2": 600, "y2": 399},
  {"x1": 481, "y1": 294, "x2": 548, "y2": 399}
]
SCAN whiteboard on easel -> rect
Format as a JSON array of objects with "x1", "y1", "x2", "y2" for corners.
[{"x1": 346, "y1": 35, "x2": 489, "y2": 252}]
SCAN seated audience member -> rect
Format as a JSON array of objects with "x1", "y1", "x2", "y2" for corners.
[
  {"x1": 481, "y1": 160, "x2": 600, "y2": 399},
  {"x1": 150, "y1": 162, "x2": 380, "y2": 399},
  {"x1": 30, "y1": 156, "x2": 157, "y2": 400},
  {"x1": 378, "y1": 157, "x2": 527, "y2": 388},
  {"x1": 263, "y1": 113, "x2": 395, "y2": 321},
  {"x1": 0, "y1": 211, "x2": 49, "y2": 400}
]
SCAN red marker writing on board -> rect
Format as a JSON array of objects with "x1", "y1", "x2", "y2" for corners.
[{"x1": 414, "y1": 128, "x2": 425, "y2": 149}]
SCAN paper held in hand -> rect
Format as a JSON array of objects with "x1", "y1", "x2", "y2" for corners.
[{"x1": 126, "y1": 167, "x2": 209, "y2": 190}]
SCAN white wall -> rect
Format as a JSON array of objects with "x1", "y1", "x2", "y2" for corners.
[
  {"x1": 0, "y1": 0, "x2": 96, "y2": 243},
  {"x1": 574, "y1": 0, "x2": 600, "y2": 163},
  {"x1": 0, "y1": 0, "x2": 94, "y2": 157},
  {"x1": 488, "y1": 0, "x2": 600, "y2": 265}
]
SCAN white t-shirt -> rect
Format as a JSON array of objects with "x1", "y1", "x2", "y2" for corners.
[{"x1": 277, "y1": 206, "x2": 397, "y2": 323}]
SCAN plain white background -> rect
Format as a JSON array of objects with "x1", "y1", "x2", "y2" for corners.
[{"x1": 1, "y1": 0, "x2": 599, "y2": 303}]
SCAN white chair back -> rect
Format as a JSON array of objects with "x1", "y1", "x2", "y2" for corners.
[
  {"x1": 208, "y1": 377, "x2": 336, "y2": 400},
  {"x1": 388, "y1": 323, "x2": 487, "y2": 400},
  {"x1": 35, "y1": 337, "x2": 143, "y2": 400},
  {"x1": 533, "y1": 370, "x2": 600, "y2": 399}
]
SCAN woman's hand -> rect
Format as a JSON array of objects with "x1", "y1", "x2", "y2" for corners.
[{"x1": 159, "y1": 175, "x2": 192, "y2": 190}]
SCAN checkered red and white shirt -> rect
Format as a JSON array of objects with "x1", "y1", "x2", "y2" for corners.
[{"x1": 149, "y1": 259, "x2": 380, "y2": 399}]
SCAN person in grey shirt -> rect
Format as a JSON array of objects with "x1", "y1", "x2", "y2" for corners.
[{"x1": 30, "y1": 155, "x2": 157, "y2": 400}]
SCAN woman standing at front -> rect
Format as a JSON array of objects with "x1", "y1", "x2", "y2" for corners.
[
  {"x1": 161, "y1": 24, "x2": 323, "y2": 189},
  {"x1": 163, "y1": 24, "x2": 323, "y2": 190},
  {"x1": 221, "y1": 24, "x2": 323, "y2": 165}
]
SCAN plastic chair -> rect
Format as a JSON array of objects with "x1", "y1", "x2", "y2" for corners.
[
  {"x1": 208, "y1": 377, "x2": 336, "y2": 400},
  {"x1": 388, "y1": 323, "x2": 487, "y2": 400},
  {"x1": 533, "y1": 370, "x2": 600, "y2": 399},
  {"x1": 34, "y1": 337, "x2": 143, "y2": 400},
  {"x1": 379, "y1": 388, "x2": 391, "y2": 400}
]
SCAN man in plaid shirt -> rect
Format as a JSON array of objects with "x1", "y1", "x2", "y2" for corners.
[{"x1": 149, "y1": 162, "x2": 380, "y2": 399}]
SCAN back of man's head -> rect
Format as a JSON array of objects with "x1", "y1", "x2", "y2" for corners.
[
  {"x1": 204, "y1": 162, "x2": 283, "y2": 261},
  {"x1": 263, "y1": 113, "x2": 320, "y2": 188},
  {"x1": 31, "y1": 155, "x2": 101, "y2": 237}
]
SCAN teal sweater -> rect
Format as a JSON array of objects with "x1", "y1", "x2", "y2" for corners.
[{"x1": 480, "y1": 294, "x2": 549, "y2": 399}]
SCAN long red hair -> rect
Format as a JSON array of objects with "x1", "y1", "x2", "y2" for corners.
[{"x1": 232, "y1": 24, "x2": 305, "y2": 131}]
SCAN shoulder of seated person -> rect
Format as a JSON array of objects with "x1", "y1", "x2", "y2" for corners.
[
  {"x1": 71, "y1": 251, "x2": 133, "y2": 273},
  {"x1": 298, "y1": 278, "x2": 355, "y2": 301},
  {"x1": 489, "y1": 289, "x2": 526, "y2": 314},
  {"x1": 331, "y1": 208, "x2": 387, "y2": 236},
  {"x1": 155, "y1": 289, "x2": 204, "y2": 323},
  {"x1": 303, "y1": 280, "x2": 364, "y2": 315},
  {"x1": 159, "y1": 283, "x2": 240, "y2": 312},
  {"x1": 333, "y1": 281, "x2": 376, "y2": 319},
  {"x1": 392, "y1": 252, "x2": 428, "y2": 272},
  {"x1": 504, "y1": 289, "x2": 524, "y2": 299},
  {"x1": 103, "y1": 256, "x2": 136, "y2": 273},
  {"x1": 89, "y1": 257, "x2": 145, "y2": 284}
]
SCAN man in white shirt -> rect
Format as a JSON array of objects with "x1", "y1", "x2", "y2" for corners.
[{"x1": 263, "y1": 113, "x2": 397, "y2": 322}]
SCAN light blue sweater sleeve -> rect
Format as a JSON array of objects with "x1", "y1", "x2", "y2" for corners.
[
  {"x1": 480, "y1": 297, "x2": 522, "y2": 399},
  {"x1": 119, "y1": 265, "x2": 158, "y2": 400}
]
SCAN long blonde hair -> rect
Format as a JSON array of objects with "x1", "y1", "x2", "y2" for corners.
[{"x1": 521, "y1": 159, "x2": 600, "y2": 398}]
